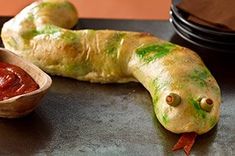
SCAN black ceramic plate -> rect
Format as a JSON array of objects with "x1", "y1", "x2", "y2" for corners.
[
  {"x1": 170, "y1": 17, "x2": 235, "y2": 53},
  {"x1": 171, "y1": 0, "x2": 235, "y2": 38},
  {"x1": 170, "y1": 8, "x2": 235, "y2": 43},
  {"x1": 170, "y1": 10, "x2": 235, "y2": 46}
]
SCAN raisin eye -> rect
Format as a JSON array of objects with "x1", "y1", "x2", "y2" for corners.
[
  {"x1": 166, "y1": 93, "x2": 181, "y2": 106},
  {"x1": 200, "y1": 98, "x2": 213, "y2": 112}
]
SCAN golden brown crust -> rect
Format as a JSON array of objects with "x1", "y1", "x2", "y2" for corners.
[{"x1": 1, "y1": 0, "x2": 221, "y2": 133}]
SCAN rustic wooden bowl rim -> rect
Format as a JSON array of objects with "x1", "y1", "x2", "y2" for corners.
[{"x1": 0, "y1": 47, "x2": 52, "y2": 105}]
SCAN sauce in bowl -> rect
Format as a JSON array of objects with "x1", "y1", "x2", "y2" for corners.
[{"x1": 0, "y1": 62, "x2": 39, "y2": 101}]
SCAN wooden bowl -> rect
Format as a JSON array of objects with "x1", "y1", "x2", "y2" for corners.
[{"x1": 0, "y1": 48, "x2": 52, "y2": 118}]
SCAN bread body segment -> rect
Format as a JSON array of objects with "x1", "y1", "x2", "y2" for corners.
[{"x1": 1, "y1": 0, "x2": 221, "y2": 134}]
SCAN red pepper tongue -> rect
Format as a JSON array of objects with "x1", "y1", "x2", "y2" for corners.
[{"x1": 172, "y1": 132, "x2": 197, "y2": 156}]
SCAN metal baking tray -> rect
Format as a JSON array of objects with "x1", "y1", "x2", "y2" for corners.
[{"x1": 0, "y1": 17, "x2": 234, "y2": 155}]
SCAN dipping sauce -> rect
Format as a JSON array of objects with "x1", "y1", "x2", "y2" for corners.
[{"x1": 0, "y1": 62, "x2": 39, "y2": 101}]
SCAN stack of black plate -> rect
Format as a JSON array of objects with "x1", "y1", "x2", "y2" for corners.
[{"x1": 170, "y1": 0, "x2": 235, "y2": 52}]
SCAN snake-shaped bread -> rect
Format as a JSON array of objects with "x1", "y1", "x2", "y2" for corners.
[{"x1": 1, "y1": 0, "x2": 221, "y2": 154}]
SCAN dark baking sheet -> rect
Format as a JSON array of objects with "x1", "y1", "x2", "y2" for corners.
[{"x1": 0, "y1": 17, "x2": 234, "y2": 155}]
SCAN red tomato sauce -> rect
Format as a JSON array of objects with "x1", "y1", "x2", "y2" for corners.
[{"x1": 0, "y1": 62, "x2": 39, "y2": 101}]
